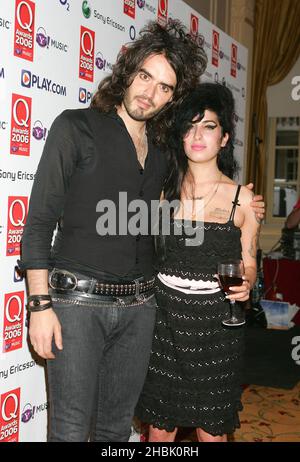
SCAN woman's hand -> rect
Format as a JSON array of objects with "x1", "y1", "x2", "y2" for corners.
[{"x1": 226, "y1": 275, "x2": 251, "y2": 302}]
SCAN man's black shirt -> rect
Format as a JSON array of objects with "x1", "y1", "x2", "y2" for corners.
[{"x1": 20, "y1": 108, "x2": 168, "y2": 281}]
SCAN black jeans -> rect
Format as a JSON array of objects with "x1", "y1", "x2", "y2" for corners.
[{"x1": 46, "y1": 291, "x2": 157, "y2": 442}]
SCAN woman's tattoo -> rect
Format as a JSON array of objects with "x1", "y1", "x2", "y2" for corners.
[
  {"x1": 209, "y1": 208, "x2": 230, "y2": 221},
  {"x1": 248, "y1": 230, "x2": 259, "y2": 258}
]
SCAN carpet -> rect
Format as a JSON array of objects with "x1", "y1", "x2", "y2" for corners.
[
  {"x1": 233, "y1": 382, "x2": 300, "y2": 442},
  {"x1": 179, "y1": 382, "x2": 300, "y2": 442},
  {"x1": 242, "y1": 325, "x2": 300, "y2": 389}
]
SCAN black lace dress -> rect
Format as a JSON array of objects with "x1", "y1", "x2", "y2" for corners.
[{"x1": 135, "y1": 186, "x2": 245, "y2": 436}]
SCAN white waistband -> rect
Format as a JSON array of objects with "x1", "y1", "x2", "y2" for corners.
[{"x1": 157, "y1": 273, "x2": 221, "y2": 295}]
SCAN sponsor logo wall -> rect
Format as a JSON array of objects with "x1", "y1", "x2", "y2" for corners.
[{"x1": 0, "y1": 0, "x2": 247, "y2": 441}]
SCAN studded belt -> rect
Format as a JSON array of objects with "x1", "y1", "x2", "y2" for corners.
[{"x1": 49, "y1": 269, "x2": 155, "y2": 297}]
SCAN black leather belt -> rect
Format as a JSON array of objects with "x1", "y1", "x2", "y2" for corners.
[{"x1": 49, "y1": 269, "x2": 155, "y2": 297}]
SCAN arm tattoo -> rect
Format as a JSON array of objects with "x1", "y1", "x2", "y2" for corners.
[
  {"x1": 248, "y1": 230, "x2": 259, "y2": 258},
  {"x1": 255, "y1": 215, "x2": 262, "y2": 225}
]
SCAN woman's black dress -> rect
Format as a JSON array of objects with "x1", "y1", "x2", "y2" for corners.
[{"x1": 135, "y1": 186, "x2": 245, "y2": 436}]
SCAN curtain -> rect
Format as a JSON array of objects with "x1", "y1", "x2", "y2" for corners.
[{"x1": 246, "y1": 0, "x2": 300, "y2": 195}]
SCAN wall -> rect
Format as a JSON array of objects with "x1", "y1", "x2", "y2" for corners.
[
  {"x1": 259, "y1": 57, "x2": 300, "y2": 253},
  {"x1": 267, "y1": 56, "x2": 300, "y2": 118}
]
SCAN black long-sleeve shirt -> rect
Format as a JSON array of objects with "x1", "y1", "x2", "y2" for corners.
[{"x1": 20, "y1": 108, "x2": 168, "y2": 281}]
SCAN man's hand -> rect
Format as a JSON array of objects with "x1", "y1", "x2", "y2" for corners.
[
  {"x1": 245, "y1": 183, "x2": 265, "y2": 222},
  {"x1": 29, "y1": 309, "x2": 63, "y2": 359}
]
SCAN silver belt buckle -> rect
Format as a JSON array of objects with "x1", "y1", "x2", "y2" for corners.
[
  {"x1": 49, "y1": 269, "x2": 78, "y2": 291},
  {"x1": 134, "y1": 278, "x2": 145, "y2": 302}
]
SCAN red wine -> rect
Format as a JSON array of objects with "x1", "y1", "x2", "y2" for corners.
[{"x1": 219, "y1": 275, "x2": 243, "y2": 293}]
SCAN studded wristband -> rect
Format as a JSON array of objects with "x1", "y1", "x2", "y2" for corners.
[{"x1": 27, "y1": 295, "x2": 53, "y2": 312}]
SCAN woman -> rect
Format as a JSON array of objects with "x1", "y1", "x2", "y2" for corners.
[{"x1": 135, "y1": 83, "x2": 260, "y2": 442}]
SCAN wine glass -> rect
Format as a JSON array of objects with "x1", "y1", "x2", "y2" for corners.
[{"x1": 217, "y1": 260, "x2": 245, "y2": 327}]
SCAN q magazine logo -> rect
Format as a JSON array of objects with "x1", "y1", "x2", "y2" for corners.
[
  {"x1": 212, "y1": 30, "x2": 220, "y2": 67},
  {"x1": 79, "y1": 26, "x2": 95, "y2": 82},
  {"x1": 157, "y1": 0, "x2": 168, "y2": 27},
  {"x1": 0, "y1": 388, "x2": 20, "y2": 442},
  {"x1": 190, "y1": 14, "x2": 199, "y2": 38},
  {"x1": 6, "y1": 196, "x2": 28, "y2": 256},
  {"x1": 14, "y1": 0, "x2": 35, "y2": 61},
  {"x1": 231, "y1": 43, "x2": 238, "y2": 78},
  {"x1": 124, "y1": 0, "x2": 136, "y2": 19},
  {"x1": 10, "y1": 93, "x2": 32, "y2": 156},
  {"x1": 21, "y1": 69, "x2": 67, "y2": 96},
  {"x1": 2, "y1": 292, "x2": 24, "y2": 354}
]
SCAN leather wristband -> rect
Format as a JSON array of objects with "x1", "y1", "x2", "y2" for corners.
[{"x1": 27, "y1": 295, "x2": 53, "y2": 312}]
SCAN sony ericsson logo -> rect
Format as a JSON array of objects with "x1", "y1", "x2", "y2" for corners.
[
  {"x1": 82, "y1": 0, "x2": 91, "y2": 18},
  {"x1": 36, "y1": 26, "x2": 68, "y2": 52},
  {"x1": 21, "y1": 70, "x2": 67, "y2": 96}
]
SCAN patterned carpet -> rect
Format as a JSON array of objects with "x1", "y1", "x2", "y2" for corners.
[
  {"x1": 232, "y1": 382, "x2": 300, "y2": 442},
  {"x1": 176, "y1": 381, "x2": 300, "y2": 442}
]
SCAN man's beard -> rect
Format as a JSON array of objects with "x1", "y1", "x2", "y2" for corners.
[{"x1": 123, "y1": 94, "x2": 162, "y2": 121}]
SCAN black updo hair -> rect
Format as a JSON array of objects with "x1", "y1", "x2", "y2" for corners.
[{"x1": 164, "y1": 82, "x2": 239, "y2": 203}]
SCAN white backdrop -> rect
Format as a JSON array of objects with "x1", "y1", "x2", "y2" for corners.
[{"x1": 0, "y1": 0, "x2": 247, "y2": 442}]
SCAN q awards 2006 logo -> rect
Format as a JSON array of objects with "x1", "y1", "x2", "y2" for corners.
[
  {"x1": 190, "y1": 14, "x2": 198, "y2": 38},
  {"x1": 124, "y1": 0, "x2": 135, "y2": 19},
  {"x1": 2, "y1": 292, "x2": 24, "y2": 353},
  {"x1": 0, "y1": 389, "x2": 20, "y2": 442},
  {"x1": 231, "y1": 43, "x2": 238, "y2": 78},
  {"x1": 79, "y1": 26, "x2": 95, "y2": 82},
  {"x1": 212, "y1": 30, "x2": 219, "y2": 67},
  {"x1": 10, "y1": 93, "x2": 32, "y2": 156},
  {"x1": 157, "y1": 0, "x2": 168, "y2": 27},
  {"x1": 6, "y1": 196, "x2": 28, "y2": 256},
  {"x1": 14, "y1": 0, "x2": 35, "y2": 61}
]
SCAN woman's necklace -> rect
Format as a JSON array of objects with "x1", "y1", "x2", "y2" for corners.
[
  {"x1": 192, "y1": 177, "x2": 222, "y2": 220},
  {"x1": 181, "y1": 172, "x2": 222, "y2": 221}
]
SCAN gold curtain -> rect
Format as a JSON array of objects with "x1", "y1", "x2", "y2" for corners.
[{"x1": 246, "y1": 0, "x2": 300, "y2": 195}]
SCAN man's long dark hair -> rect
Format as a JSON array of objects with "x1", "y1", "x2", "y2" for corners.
[
  {"x1": 90, "y1": 20, "x2": 207, "y2": 149},
  {"x1": 164, "y1": 82, "x2": 239, "y2": 203}
]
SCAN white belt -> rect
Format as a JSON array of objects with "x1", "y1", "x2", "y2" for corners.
[{"x1": 157, "y1": 273, "x2": 221, "y2": 295}]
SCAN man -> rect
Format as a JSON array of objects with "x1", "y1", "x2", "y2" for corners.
[{"x1": 20, "y1": 20, "x2": 264, "y2": 442}]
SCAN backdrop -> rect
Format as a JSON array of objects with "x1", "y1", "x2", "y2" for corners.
[{"x1": 0, "y1": 0, "x2": 247, "y2": 442}]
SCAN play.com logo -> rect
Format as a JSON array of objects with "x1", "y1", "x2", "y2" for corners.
[
  {"x1": 79, "y1": 87, "x2": 92, "y2": 104},
  {"x1": 21, "y1": 69, "x2": 67, "y2": 96}
]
